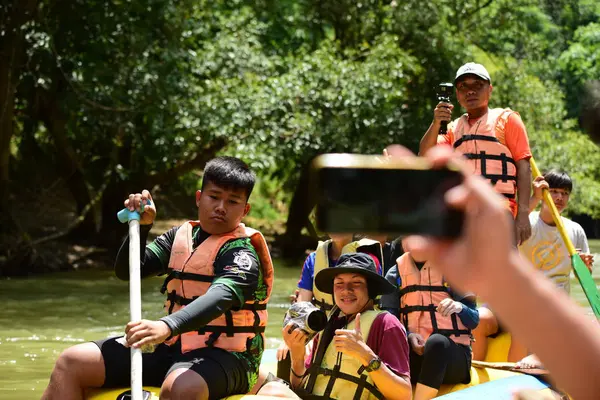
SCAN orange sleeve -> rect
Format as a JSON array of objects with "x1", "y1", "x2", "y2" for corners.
[
  {"x1": 504, "y1": 113, "x2": 532, "y2": 161},
  {"x1": 436, "y1": 126, "x2": 454, "y2": 146}
]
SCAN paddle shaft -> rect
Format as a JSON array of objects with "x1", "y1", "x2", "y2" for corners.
[
  {"x1": 128, "y1": 219, "x2": 143, "y2": 400},
  {"x1": 530, "y1": 157, "x2": 600, "y2": 318},
  {"x1": 530, "y1": 158, "x2": 577, "y2": 255}
]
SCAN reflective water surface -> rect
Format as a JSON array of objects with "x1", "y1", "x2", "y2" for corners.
[{"x1": 1, "y1": 241, "x2": 598, "y2": 399}]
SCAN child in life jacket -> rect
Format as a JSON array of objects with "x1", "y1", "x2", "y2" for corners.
[{"x1": 383, "y1": 242, "x2": 479, "y2": 400}]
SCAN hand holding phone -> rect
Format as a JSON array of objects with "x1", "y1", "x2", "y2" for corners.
[
  {"x1": 310, "y1": 154, "x2": 464, "y2": 238},
  {"x1": 437, "y1": 82, "x2": 454, "y2": 135}
]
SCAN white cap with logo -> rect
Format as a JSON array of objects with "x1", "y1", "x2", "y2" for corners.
[{"x1": 455, "y1": 62, "x2": 491, "y2": 84}]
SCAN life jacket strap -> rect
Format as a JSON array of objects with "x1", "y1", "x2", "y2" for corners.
[
  {"x1": 463, "y1": 151, "x2": 517, "y2": 185},
  {"x1": 236, "y1": 302, "x2": 268, "y2": 311},
  {"x1": 453, "y1": 134, "x2": 500, "y2": 148},
  {"x1": 196, "y1": 325, "x2": 266, "y2": 335},
  {"x1": 398, "y1": 285, "x2": 449, "y2": 297},
  {"x1": 400, "y1": 304, "x2": 471, "y2": 338},
  {"x1": 160, "y1": 270, "x2": 214, "y2": 294},
  {"x1": 305, "y1": 365, "x2": 385, "y2": 400},
  {"x1": 165, "y1": 291, "x2": 198, "y2": 307}
]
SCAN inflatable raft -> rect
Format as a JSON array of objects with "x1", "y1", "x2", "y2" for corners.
[{"x1": 86, "y1": 333, "x2": 554, "y2": 400}]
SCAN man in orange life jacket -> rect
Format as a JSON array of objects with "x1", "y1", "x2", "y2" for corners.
[
  {"x1": 419, "y1": 62, "x2": 533, "y2": 245},
  {"x1": 42, "y1": 156, "x2": 274, "y2": 400}
]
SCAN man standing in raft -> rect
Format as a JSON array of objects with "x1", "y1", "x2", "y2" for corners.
[
  {"x1": 42, "y1": 156, "x2": 274, "y2": 400},
  {"x1": 419, "y1": 62, "x2": 533, "y2": 244}
]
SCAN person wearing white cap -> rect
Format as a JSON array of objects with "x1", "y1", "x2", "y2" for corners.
[{"x1": 419, "y1": 62, "x2": 532, "y2": 246}]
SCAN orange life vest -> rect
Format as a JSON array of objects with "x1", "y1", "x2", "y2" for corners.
[
  {"x1": 397, "y1": 253, "x2": 471, "y2": 346},
  {"x1": 161, "y1": 221, "x2": 274, "y2": 353},
  {"x1": 450, "y1": 108, "x2": 517, "y2": 201}
]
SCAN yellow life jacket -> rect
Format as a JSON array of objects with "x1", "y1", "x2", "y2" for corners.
[
  {"x1": 397, "y1": 253, "x2": 472, "y2": 346},
  {"x1": 161, "y1": 221, "x2": 274, "y2": 353},
  {"x1": 303, "y1": 309, "x2": 385, "y2": 400},
  {"x1": 312, "y1": 239, "x2": 384, "y2": 312},
  {"x1": 450, "y1": 108, "x2": 517, "y2": 200}
]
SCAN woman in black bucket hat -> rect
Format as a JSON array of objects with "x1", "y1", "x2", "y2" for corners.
[{"x1": 258, "y1": 252, "x2": 412, "y2": 400}]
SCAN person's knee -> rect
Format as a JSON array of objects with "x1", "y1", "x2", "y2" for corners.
[
  {"x1": 424, "y1": 333, "x2": 451, "y2": 356},
  {"x1": 161, "y1": 369, "x2": 209, "y2": 400},
  {"x1": 53, "y1": 346, "x2": 81, "y2": 375},
  {"x1": 52, "y1": 343, "x2": 100, "y2": 379},
  {"x1": 45, "y1": 342, "x2": 105, "y2": 394}
]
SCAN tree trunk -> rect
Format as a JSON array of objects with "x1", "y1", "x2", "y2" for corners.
[
  {"x1": 0, "y1": 0, "x2": 37, "y2": 210},
  {"x1": 39, "y1": 89, "x2": 98, "y2": 237},
  {"x1": 280, "y1": 164, "x2": 318, "y2": 257}
]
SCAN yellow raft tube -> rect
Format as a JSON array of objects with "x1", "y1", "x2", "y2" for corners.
[{"x1": 87, "y1": 333, "x2": 553, "y2": 400}]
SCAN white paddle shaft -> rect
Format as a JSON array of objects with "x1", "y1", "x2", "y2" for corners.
[{"x1": 128, "y1": 219, "x2": 143, "y2": 400}]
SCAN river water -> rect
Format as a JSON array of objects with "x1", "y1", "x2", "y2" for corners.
[{"x1": 1, "y1": 242, "x2": 599, "y2": 399}]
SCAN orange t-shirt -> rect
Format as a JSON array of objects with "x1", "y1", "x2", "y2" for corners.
[{"x1": 437, "y1": 111, "x2": 532, "y2": 216}]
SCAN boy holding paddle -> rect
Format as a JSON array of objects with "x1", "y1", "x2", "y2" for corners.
[
  {"x1": 522, "y1": 169, "x2": 594, "y2": 287},
  {"x1": 42, "y1": 156, "x2": 274, "y2": 400}
]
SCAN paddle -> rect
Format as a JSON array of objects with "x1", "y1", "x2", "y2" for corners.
[
  {"x1": 471, "y1": 360, "x2": 549, "y2": 377},
  {"x1": 530, "y1": 157, "x2": 600, "y2": 318},
  {"x1": 117, "y1": 204, "x2": 147, "y2": 400}
]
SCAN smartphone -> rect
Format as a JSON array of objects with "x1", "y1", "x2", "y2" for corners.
[
  {"x1": 437, "y1": 82, "x2": 454, "y2": 135},
  {"x1": 310, "y1": 154, "x2": 464, "y2": 238}
]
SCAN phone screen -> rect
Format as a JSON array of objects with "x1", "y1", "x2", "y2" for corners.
[{"x1": 312, "y1": 166, "x2": 464, "y2": 238}]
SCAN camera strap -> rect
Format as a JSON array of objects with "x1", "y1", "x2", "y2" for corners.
[{"x1": 305, "y1": 307, "x2": 341, "y2": 393}]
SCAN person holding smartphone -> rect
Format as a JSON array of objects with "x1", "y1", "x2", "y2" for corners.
[
  {"x1": 386, "y1": 143, "x2": 600, "y2": 400},
  {"x1": 419, "y1": 62, "x2": 533, "y2": 246}
]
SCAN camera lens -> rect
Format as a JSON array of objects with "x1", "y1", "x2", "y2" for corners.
[{"x1": 306, "y1": 309, "x2": 327, "y2": 332}]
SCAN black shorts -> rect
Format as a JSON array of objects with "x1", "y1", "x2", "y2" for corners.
[{"x1": 94, "y1": 337, "x2": 250, "y2": 399}]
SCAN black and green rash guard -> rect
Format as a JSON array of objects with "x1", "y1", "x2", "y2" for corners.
[{"x1": 114, "y1": 223, "x2": 268, "y2": 387}]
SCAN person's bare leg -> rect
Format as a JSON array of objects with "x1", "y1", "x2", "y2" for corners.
[
  {"x1": 41, "y1": 342, "x2": 106, "y2": 400},
  {"x1": 472, "y1": 307, "x2": 498, "y2": 361},
  {"x1": 160, "y1": 368, "x2": 209, "y2": 400},
  {"x1": 413, "y1": 383, "x2": 438, "y2": 400}
]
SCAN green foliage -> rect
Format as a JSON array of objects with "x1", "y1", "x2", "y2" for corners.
[
  {"x1": 532, "y1": 129, "x2": 600, "y2": 218},
  {"x1": 242, "y1": 175, "x2": 290, "y2": 236},
  {"x1": 558, "y1": 22, "x2": 600, "y2": 118},
  {"x1": 3, "y1": 0, "x2": 600, "y2": 247}
]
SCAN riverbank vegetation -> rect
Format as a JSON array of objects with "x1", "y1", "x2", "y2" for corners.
[{"x1": 1, "y1": 0, "x2": 599, "y2": 275}]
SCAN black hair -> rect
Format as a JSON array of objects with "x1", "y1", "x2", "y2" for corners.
[
  {"x1": 543, "y1": 169, "x2": 573, "y2": 192},
  {"x1": 201, "y1": 156, "x2": 256, "y2": 200},
  {"x1": 367, "y1": 281, "x2": 376, "y2": 299}
]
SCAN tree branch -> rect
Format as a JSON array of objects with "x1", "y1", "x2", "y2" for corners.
[
  {"x1": 149, "y1": 137, "x2": 228, "y2": 184},
  {"x1": 464, "y1": 0, "x2": 495, "y2": 20}
]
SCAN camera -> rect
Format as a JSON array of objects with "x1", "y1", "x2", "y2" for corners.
[
  {"x1": 437, "y1": 82, "x2": 454, "y2": 135},
  {"x1": 283, "y1": 301, "x2": 327, "y2": 340}
]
